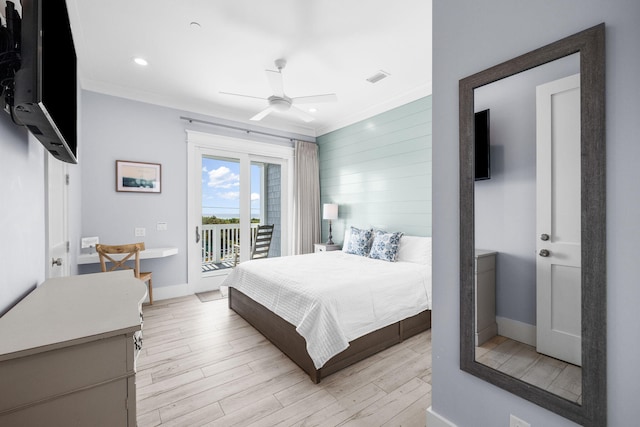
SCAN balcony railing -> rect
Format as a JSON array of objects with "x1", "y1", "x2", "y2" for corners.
[{"x1": 201, "y1": 223, "x2": 260, "y2": 264}]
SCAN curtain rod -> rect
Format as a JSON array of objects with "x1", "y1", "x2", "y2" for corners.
[{"x1": 180, "y1": 116, "x2": 316, "y2": 144}]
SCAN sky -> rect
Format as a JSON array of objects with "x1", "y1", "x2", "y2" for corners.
[{"x1": 202, "y1": 157, "x2": 261, "y2": 219}]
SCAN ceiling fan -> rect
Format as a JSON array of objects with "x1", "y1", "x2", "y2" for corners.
[{"x1": 220, "y1": 59, "x2": 338, "y2": 123}]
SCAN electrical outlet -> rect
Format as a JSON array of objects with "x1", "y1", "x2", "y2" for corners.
[
  {"x1": 510, "y1": 414, "x2": 530, "y2": 427},
  {"x1": 135, "y1": 227, "x2": 146, "y2": 237},
  {"x1": 157, "y1": 222, "x2": 168, "y2": 231}
]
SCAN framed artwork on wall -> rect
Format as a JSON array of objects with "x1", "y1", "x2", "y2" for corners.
[{"x1": 116, "y1": 160, "x2": 161, "y2": 193}]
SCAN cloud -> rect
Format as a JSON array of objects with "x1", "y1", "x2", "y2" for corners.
[
  {"x1": 207, "y1": 166, "x2": 239, "y2": 189},
  {"x1": 251, "y1": 193, "x2": 260, "y2": 201},
  {"x1": 218, "y1": 191, "x2": 239, "y2": 200}
]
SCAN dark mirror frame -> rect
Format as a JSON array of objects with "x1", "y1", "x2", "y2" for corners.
[{"x1": 459, "y1": 23, "x2": 605, "y2": 426}]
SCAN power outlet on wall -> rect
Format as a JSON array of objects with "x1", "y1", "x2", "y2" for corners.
[
  {"x1": 135, "y1": 227, "x2": 146, "y2": 237},
  {"x1": 510, "y1": 414, "x2": 530, "y2": 427}
]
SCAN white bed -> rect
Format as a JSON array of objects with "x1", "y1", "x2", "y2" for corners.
[{"x1": 222, "y1": 233, "x2": 432, "y2": 382}]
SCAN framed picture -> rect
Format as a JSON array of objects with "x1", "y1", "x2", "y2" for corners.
[{"x1": 116, "y1": 160, "x2": 161, "y2": 193}]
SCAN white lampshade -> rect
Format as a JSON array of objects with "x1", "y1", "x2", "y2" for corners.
[{"x1": 322, "y1": 203, "x2": 338, "y2": 220}]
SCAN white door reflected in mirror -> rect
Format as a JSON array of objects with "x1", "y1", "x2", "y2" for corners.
[{"x1": 536, "y1": 74, "x2": 582, "y2": 366}]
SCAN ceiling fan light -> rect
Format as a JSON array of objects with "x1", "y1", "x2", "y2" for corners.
[{"x1": 270, "y1": 97, "x2": 291, "y2": 112}]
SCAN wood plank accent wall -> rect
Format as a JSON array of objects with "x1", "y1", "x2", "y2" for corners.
[{"x1": 317, "y1": 96, "x2": 432, "y2": 243}]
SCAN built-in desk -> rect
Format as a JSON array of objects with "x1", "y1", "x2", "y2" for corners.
[
  {"x1": 0, "y1": 271, "x2": 146, "y2": 426},
  {"x1": 77, "y1": 246, "x2": 178, "y2": 264}
]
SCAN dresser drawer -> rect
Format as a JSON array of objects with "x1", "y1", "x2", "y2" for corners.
[
  {"x1": 0, "y1": 334, "x2": 133, "y2": 413},
  {"x1": 0, "y1": 377, "x2": 130, "y2": 427}
]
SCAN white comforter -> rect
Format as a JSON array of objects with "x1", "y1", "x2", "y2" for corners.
[{"x1": 221, "y1": 251, "x2": 432, "y2": 369}]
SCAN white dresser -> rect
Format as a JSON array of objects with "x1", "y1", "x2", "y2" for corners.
[
  {"x1": 475, "y1": 250, "x2": 498, "y2": 346},
  {"x1": 0, "y1": 270, "x2": 147, "y2": 426}
]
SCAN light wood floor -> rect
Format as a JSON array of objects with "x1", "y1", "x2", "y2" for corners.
[
  {"x1": 476, "y1": 335, "x2": 582, "y2": 404},
  {"x1": 136, "y1": 294, "x2": 432, "y2": 427}
]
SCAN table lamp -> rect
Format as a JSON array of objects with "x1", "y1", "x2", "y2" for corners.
[{"x1": 322, "y1": 203, "x2": 338, "y2": 245}]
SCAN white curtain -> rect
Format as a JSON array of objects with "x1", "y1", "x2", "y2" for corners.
[{"x1": 293, "y1": 140, "x2": 321, "y2": 254}]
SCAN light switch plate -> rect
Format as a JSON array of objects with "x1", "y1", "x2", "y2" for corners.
[
  {"x1": 157, "y1": 222, "x2": 168, "y2": 231},
  {"x1": 135, "y1": 227, "x2": 146, "y2": 237},
  {"x1": 81, "y1": 236, "x2": 99, "y2": 248}
]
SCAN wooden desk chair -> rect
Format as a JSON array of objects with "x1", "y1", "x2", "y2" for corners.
[
  {"x1": 96, "y1": 242, "x2": 153, "y2": 304},
  {"x1": 233, "y1": 224, "x2": 275, "y2": 266}
]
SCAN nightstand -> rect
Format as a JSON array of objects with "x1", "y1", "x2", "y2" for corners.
[{"x1": 314, "y1": 243, "x2": 341, "y2": 253}]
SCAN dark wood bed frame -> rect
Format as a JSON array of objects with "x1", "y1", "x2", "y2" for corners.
[{"x1": 228, "y1": 287, "x2": 432, "y2": 383}]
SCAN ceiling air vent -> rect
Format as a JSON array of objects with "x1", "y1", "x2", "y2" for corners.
[{"x1": 366, "y1": 70, "x2": 390, "y2": 84}]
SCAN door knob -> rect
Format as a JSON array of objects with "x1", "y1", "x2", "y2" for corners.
[
  {"x1": 51, "y1": 257, "x2": 63, "y2": 267},
  {"x1": 540, "y1": 233, "x2": 550, "y2": 241},
  {"x1": 539, "y1": 249, "x2": 550, "y2": 257}
]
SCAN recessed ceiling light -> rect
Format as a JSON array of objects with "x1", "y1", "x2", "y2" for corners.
[
  {"x1": 309, "y1": 107, "x2": 317, "y2": 113},
  {"x1": 190, "y1": 21, "x2": 201, "y2": 29},
  {"x1": 133, "y1": 57, "x2": 148, "y2": 66}
]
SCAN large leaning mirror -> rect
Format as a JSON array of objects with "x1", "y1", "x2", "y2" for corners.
[{"x1": 459, "y1": 24, "x2": 605, "y2": 426}]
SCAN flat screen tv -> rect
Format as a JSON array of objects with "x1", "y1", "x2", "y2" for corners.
[
  {"x1": 474, "y1": 109, "x2": 490, "y2": 181},
  {"x1": 12, "y1": 0, "x2": 78, "y2": 164}
]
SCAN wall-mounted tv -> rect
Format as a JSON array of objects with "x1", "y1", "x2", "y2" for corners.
[
  {"x1": 11, "y1": 0, "x2": 78, "y2": 164},
  {"x1": 474, "y1": 109, "x2": 490, "y2": 181}
]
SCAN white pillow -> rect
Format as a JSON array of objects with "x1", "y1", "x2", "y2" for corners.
[
  {"x1": 396, "y1": 236, "x2": 432, "y2": 264},
  {"x1": 342, "y1": 228, "x2": 351, "y2": 247}
]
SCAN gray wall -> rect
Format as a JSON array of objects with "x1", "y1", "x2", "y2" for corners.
[
  {"x1": 317, "y1": 96, "x2": 432, "y2": 242},
  {"x1": 475, "y1": 55, "x2": 579, "y2": 326},
  {"x1": 77, "y1": 91, "x2": 189, "y2": 286},
  {"x1": 433, "y1": 1, "x2": 640, "y2": 426},
  {"x1": 78, "y1": 91, "x2": 311, "y2": 291},
  {"x1": 0, "y1": 88, "x2": 82, "y2": 316},
  {"x1": 0, "y1": 116, "x2": 45, "y2": 315}
]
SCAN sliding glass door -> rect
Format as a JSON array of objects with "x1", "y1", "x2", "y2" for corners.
[
  {"x1": 200, "y1": 155, "x2": 244, "y2": 270},
  {"x1": 187, "y1": 132, "x2": 291, "y2": 292}
]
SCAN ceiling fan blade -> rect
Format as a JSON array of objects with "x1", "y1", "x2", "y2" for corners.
[
  {"x1": 250, "y1": 106, "x2": 275, "y2": 121},
  {"x1": 265, "y1": 70, "x2": 284, "y2": 97},
  {"x1": 290, "y1": 106, "x2": 315, "y2": 123},
  {"x1": 219, "y1": 91, "x2": 267, "y2": 101},
  {"x1": 292, "y1": 93, "x2": 338, "y2": 104}
]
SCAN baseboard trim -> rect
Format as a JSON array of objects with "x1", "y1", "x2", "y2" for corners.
[
  {"x1": 496, "y1": 316, "x2": 536, "y2": 347},
  {"x1": 476, "y1": 322, "x2": 498, "y2": 346},
  {"x1": 147, "y1": 279, "x2": 229, "y2": 303},
  {"x1": 193, "y1": 275, "x2": 228, "y2": 293},
  {"x1": 149, "y1": 282, "x2": 192, "y2": 302},
  {"x1": 426, "y1": 406, "x2": 457, "y2": 427}
]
